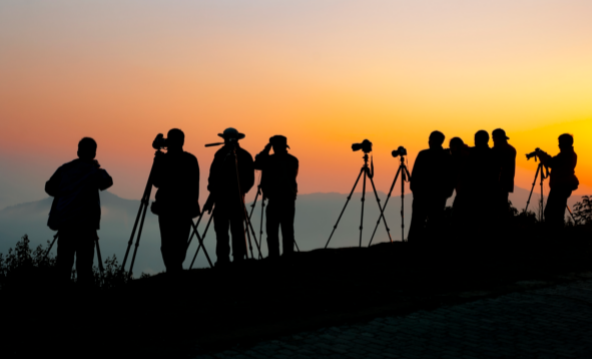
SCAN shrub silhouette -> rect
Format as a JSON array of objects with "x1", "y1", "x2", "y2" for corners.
[
  {"x1": 573, "y1": 195, "x2": 592, "y2": 225},
  {"x1": 0, "y1": 235, "x2": 138, "y2": 290}
]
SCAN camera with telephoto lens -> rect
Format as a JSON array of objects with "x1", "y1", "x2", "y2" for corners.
[
  {"x1": 152, "y1": 134, "x2": 167, "y2": 150},
  {"x1": 352, "y1": 139, "x2": 372, "y2": 153},
  {"x1": 392, "y1": 146, "x2": 407, "y2": 157},
  {"x1": 526, "y1": 148, "x2": 541, "y2": 160}
]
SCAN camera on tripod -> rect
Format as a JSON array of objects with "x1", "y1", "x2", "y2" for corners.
[
  {"x1": 392, "y1": 146, "x2": 407, "y2": 157},
  {"x1": 152, "y1": 134, "x2": 167, "y2": 150},
  {"x1": 352, "y1": 140, "x2": 372, "y2": 153},
  {"x1": 526, "y1": 148, "x2": 541, "y2": 160}
]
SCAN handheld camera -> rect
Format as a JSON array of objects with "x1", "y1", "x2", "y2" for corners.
[{"x1": 152, "y1": 134, "x2": 167, "y2": 150}]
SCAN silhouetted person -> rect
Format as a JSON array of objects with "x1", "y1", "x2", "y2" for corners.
[
  {"x1": 449, "y1": 137, "x2": 471, "y2": 223},
  {"x1": 492, "y1": 129, "x2": 516, "y2": 223},
  {"x1": 466, "y1": 130, "x2": 498, "y2": 235},
  {"x1": 254, "y1": 135, "x2": 299, "y2": 258},
  {"x1": 206, "y1": 128, "x2": 254, "y2": 266},
  {"x1": 408, "y1": 131, "x2": 454, "y2": 243},
  {"x1": 151, "y1": 129, "x2": 200, "y2": 273},
  {"x1": 537, "y1": 134, "x2": 579, "y2": 228},
  {"x1": 45, "y1": 137, "x2": 113, "y2": 285}
]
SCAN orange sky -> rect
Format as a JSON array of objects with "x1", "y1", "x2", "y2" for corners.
[{"x1": 0, "y1": 0, "x2": 591, "y2": 206}]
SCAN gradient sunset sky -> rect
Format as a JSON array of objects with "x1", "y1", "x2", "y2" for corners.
[{"x1": 1, "y1": 0, "x2": 591, "y2": 208}]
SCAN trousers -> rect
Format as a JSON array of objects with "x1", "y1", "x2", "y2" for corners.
[
  {"x1": 57, "y1": 227, "x2": 96, "y2": 284},
  {"x1": 214, "y1": 199, "x2": 247, "y2": 263},
  {"x1": 266, "y1": 198, "x2": 295, "y2": 257},
  {"x1": 408, "y1": 196, "x2": 447, "y2": 243},
  {"x1": 158, "y1": 214, "x2": 192, "y2": 273},
  {"x1": 545, "y1": 187, "x2": 572, "y2": 228}
]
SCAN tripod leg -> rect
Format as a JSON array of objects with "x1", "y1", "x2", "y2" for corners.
[
  {"x1": 44, "y1": 233, "x2": 59, "y2": 262},
  {"x1": 325, "y1": 168, "x2": 364, "y2": 248},
  {"x1": 189, "y1": 218, "x2": 214, "y2": 268},
  {"x1": 368, "y1": 175, "x2": 393, "y2": 245},
  {"x1": 540, "y1": 166, "x2": 545, "y2": 222},
  {"x1": 186, "y1": 210, "x2": 206, "y2": 249},
  {"x1": 368, "y1": 167, "x2": 401, "y2": 246},
  {"x1": 359, "y1": 168, "x2": 367, "y2": 248},
  {"x1": 525, "y1": 165, "x2": 540, "y2": 213},
  {"x1": 401, "y1": 166, "x2": 411, "y2": 242},
  {"x1": 127, "y1": 187, "x2": 152, "y2": 278},
  {"x1": 95, "y1": 237, "x2": 104, "y2": 275},
  {"x1": 190, "y1": 213, "x2": 214, "y2": 269},
  {"x1": 244, "y1": 204, "x2": 263, "y2": 259},
  {"x1": 260, "y1": 198, "x2": 265, "y2": 255},
  {"x1": 122, "y1": 158, "x2": 157, "y2": 268},
  {"x1": 249, "y1": 185, "x2": 261, "y2": 221}
]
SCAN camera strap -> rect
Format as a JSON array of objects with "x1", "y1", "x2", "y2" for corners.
[{"x1": 369, "y1": 156, "x2": 375, "y2": 179}]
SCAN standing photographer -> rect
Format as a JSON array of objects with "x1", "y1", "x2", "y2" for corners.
[
  {"x1": 492, "y1": 129, "x2": 516, "y2": 223},
  {"x1": 536, "y1": 134, "x2": 579, "y2": 228},
  {"x1": 408, "y1": 131, "x2": 454, "y2": 243},
  {"x1": 151, "y1": 129, "x2": 200, "y2": 273},
  {"x1": 46, "y1": 137, "x2": 113, "y2": 285},
  {"x1": 254, "y1": 135, "x2": 299, "y2": 258},
  {"x1": 206, "y1": 128, "x2": 254, "y2": 266}
]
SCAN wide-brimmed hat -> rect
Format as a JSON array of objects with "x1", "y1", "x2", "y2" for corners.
[
  {"x1": 492, "y1": 128, "x2": 509, "y2": 140},
  {"x1": 270, "y1": 135, "x2": 290, "y2": 148},
  {"x1": 218, "y1": 127, "x2": 245, "y2": 140}
]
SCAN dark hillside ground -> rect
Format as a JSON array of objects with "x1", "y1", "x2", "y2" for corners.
[{"x1": 3, "y1": 225, "x2": 592, "y2": 358}]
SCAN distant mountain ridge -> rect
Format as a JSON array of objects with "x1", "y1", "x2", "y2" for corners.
[{"x1": 0, "y1": 188, "x2": 582, "y2": 275}]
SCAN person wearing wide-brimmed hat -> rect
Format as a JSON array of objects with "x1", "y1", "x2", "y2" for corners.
[
  {"x1": 207, "y1": 128, "x2": 254, "y2": 265},
  {"x1": 254, "y1": 135, "x2": 299, "y2": 258}
]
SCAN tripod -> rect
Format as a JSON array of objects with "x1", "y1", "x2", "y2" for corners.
[
  {"x1": 122, "y1": 150, "x2": 213, "y2": 277},
  {"x1": 325, "y1": 153, "x2": 392, "y2": 248},
  {"x1": 44, "y1": 233, "x2": 105, "y2": 275},
  {"x1": 525, "y1": 161, "x2": 548, "y2": 221},
  {"x1": 368, "y1": 153, "x2": 411, "y2": 246}
]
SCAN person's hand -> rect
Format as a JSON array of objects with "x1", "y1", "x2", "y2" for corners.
[
  {"x1": 264, "y1": 143, "x2": 272, "y2": 153},
  {"x1": 93, "y1": 160, "x2": 101, "y2": 168}
]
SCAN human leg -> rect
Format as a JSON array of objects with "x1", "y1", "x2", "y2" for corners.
[
  {"x1": 229, "y1": 204, "x2": 247, "y2": 262},
  {"x1": 407, "y1": 197, "x2": 428, "y2": 243},
  {"x1": 56, "y1": 229, "x2": 76, "y2": 281},
  {"x1": 213, "y1": 204, "x2": 231, "y2": 265},
  {"x1": 75, "y1": 229, "x2": 96, "y2": 285},
  {"x1": 266, "y1": 200, "x2": 281, "y2": 258},
  {"x1": 280, "y1": 200, "x2": 296, "y2": 256}
]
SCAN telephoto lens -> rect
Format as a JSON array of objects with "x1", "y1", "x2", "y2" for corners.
[
  {"x1": 526, "y1": 148, "x2": 540, "y2": 160},
  {"x1": 351, "y1": 139, "x2": 373, "y2": 153}
]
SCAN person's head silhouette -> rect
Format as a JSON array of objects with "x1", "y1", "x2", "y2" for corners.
[
  {"x1": 270, "y1": 135, "x2": 290, "y2": 154},
  {"x1": 77, "y1": 137, "x2": 97, "y2": 161},
  {"x1": 167, "y1": 129, "x2": 185, "y2": 152},
  {"x1": 558, "y1": 133, "x2": 574, "y2": 152},
  {"x1": 492, "y1": 128, "x2": 509, "y2": 146},
  {"x1": 474, "y1": 130, "x2": 490, "y2": 148},
  {"x1": 428, "y1": 131, "x2": 445, "y2": 150},
  {"x1": 218, "y1": 128, "x2": 245, "y2": 145},
  {"x1": 449, "y1": 137, "x2": 464, "y2": 154}
]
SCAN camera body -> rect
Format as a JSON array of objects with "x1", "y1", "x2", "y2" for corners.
[
  {"x1": 152, "y1": 134, "x2": 167, "y2": 150},
  {"x1": 392, "y1": 146, "x2": 407, "y2": 157},
  {"x1": 526, "y1": 148, "x2": 541, "y2": 160},
  {"x1": 352, "y1": 139, "x2": 373, "y2": 154}
]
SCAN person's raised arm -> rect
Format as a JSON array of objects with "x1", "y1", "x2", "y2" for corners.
[
  {"x1": 98, "y1": 168, "x2": 114, "y2": 191},
  {"x1": 254, "y1": 143, "x2": 272, "y2": 170}
]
